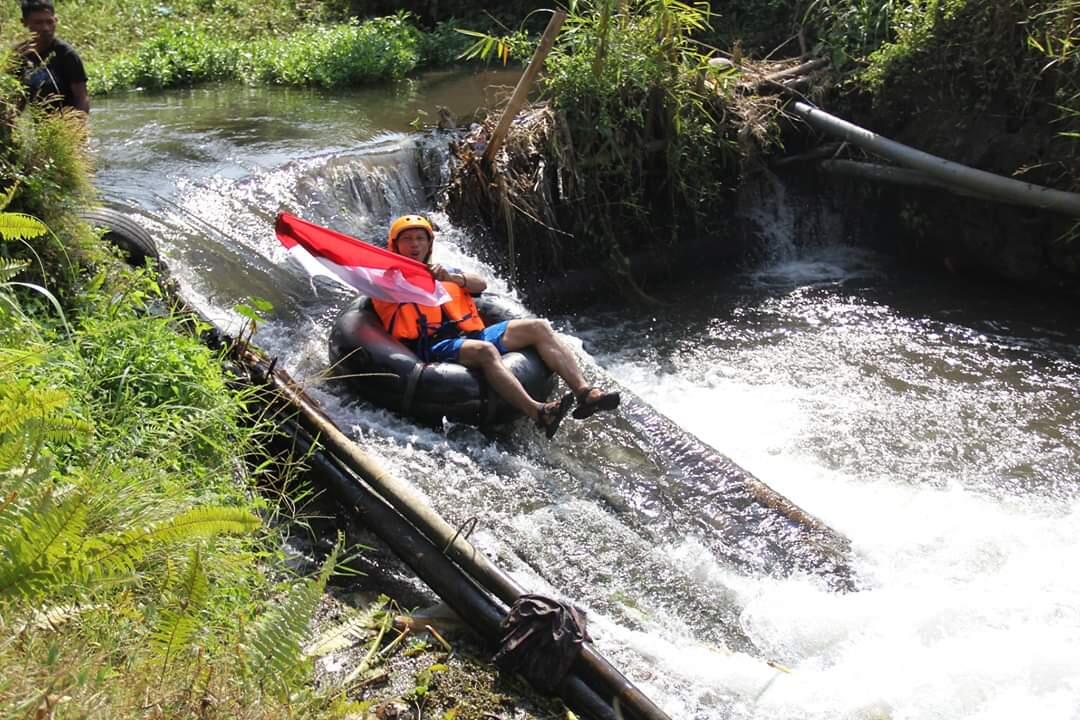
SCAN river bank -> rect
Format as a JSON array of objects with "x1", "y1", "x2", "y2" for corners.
[{"x1": 436, "y1": 1, "x2": 1080, "y2": 306}]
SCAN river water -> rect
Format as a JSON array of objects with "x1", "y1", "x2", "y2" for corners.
[{"x1": 89, "y1": 74, "x2": 1080, "y2": 719}]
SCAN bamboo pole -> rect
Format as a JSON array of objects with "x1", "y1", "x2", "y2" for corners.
[
  {"x1": 792, "y1": 101, "x2": 1080, "y2": 217},
  {"x1": 483, "y1": 10, "x2": 567, "y2": 166},
  {"x1": 283, "y1": 421, "x2": 622, "y2": 720},
  {"x1": 242, "y1": 351, "x2": 672, "y2": 720}
]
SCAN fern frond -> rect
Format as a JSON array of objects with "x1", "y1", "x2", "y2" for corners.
[
  {"x1": 304, "y1": 595, "x2": 388, "y2": 658},
  {"x1": 0, "y1": 258, "x2": 30, "y2": 284},
  {"x1": 0, "y1": 212, "x2": 48, "y2": 242},
  {"x1": 86, "y1": 506, "x2": 261, "y2": 578},
  {"x1": 150, "y1": 546, "x2": 209, "y2": 676},
  {"x1": 0, "y1": 381, "x2": 86, "y2": 500},
  {"x1": 0, "y1": 182, "x2": 18, "y2": 212},
  {"x1": 246, "y1": 542, "x2": 341, "y2": 695},
  {"x1": 0, "y1": 347, "x2": 45, "y2": 374},
  {"x1": 133, "y1": 506, "x2": 262, "y2": 545},
  {"x1": 0, "y1": 490, "x2": 89, "y2": 600},
  {"x1": 0, "y1": 381, "x2": 75, "y2": 437}
]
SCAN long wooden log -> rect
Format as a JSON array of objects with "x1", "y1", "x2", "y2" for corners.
[{"x1": 792, "y1": 101, "x2": 1080, "y2": 216}]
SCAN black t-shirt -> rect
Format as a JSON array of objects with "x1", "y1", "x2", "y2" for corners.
[{"x1": 21, "y1": 39, "x2": 87, "y2": 110}]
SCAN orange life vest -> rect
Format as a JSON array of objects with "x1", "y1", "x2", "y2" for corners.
[{"x1": 372, "y1": 281, "x2": 485, "y2": 343}]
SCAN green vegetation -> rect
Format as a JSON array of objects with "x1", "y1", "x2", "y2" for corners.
[
  {"x1": 453, "y1": 1, "x2": 750, "y2": 292},
  {"x1": 542, "y1": 0, "x2": 740, "y2": 206},
  {"x1": 0, "y1": 1, "x2": 473, "y2": 94},
  {"x1": 0, "y1": 71, "x2": 349, "y2": 719},
  {"x1": 0, "y1": 213, "x2": 344, "y2": 718},
  {"x1": 798, "y1": 0, "x2": 1080, "y2": 194},
  {"x1": 92, "y1": 14, "x2": 426, "y2": 93},
  {"x1": 0, "y1": 76, "x2": 99, "y2": 304}
]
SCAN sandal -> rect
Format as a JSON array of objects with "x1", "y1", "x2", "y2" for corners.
[
  {"x1": 572, "y1": 386, "x2": 621, "y2": 420},
  {"x1": 536, "y1": 392, "x2": 575, "y2": 439}
]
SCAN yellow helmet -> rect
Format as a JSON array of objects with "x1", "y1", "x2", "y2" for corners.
[{"x1": 388, "y1": 215, "x2": 434, "y2": 251}]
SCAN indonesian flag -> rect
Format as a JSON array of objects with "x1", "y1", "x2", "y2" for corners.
[{"x1": 275, "y1": 212, "x2": 451, "y2": 306}]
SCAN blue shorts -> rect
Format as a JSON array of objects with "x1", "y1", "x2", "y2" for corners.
[{"x1": 426, "y1": 321, "x2": 510, "y2": 362}]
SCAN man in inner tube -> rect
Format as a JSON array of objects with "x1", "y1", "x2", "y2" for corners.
[{"x1": 373, "y1": 215, "x2": 620, "y2": 439}]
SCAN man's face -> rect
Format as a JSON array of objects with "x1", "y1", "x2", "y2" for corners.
[
  {"x1": 22, "y1": 10, "x2": 58, "y2": 47},
  {"x1": 395, "y1": 228, "x2": 432, "y2": 262}
]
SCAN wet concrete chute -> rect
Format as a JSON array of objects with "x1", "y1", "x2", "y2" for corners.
[{"x1": 90, "y1": 78, "x2": 1080, "y2": 719}]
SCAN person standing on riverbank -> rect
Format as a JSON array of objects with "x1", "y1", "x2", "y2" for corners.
[{"x1": 16, "y1": 0, "x2": 89, "y2": 113}]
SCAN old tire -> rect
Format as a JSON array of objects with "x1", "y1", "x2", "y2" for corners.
[{"x1": 79, "y1": 206, "x2": 158, "y2": 267}]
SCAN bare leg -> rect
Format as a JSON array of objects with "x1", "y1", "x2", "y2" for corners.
[
  {"x1": 500, "y1": 319, "x2": 596, "y2": 397},
  {"x1": 457, "y1": 340, "x2": 544, "y2": 419}
]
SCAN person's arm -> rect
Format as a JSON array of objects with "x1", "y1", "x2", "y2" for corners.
[
  {"x1": 70, "y1": 80, "x2": 89, "y2": 113},
  {"x1": 452, "y1": 268, "x2": 486, "y2": 294},
  {"x1": 63, "y1": 46, "x2": 89, "y2": 113},
  {"x1": 430, "y1": 264, "x2": 488, "y2": 294}
]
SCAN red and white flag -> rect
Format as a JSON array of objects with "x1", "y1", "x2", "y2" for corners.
[{"x1": 275, "y1": 212, "x2": 451, "y2": 306}]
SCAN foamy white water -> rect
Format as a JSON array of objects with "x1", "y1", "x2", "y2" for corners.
[{"x1": 598, "y1": 247, "x2": 1080, "y2": 719}]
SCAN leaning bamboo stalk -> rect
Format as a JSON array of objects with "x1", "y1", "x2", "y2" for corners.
[
  {"x1": 483, "y1": 10, "x2": 567, "y2": 166},
  {"x1": 792, "y1": 101, "x2": 1080, "y2": 216}
]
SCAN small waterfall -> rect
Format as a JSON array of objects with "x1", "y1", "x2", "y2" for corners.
[
  {"x1": 737, "y1": 167, "x2": 800, "y2": 263},
  {"x1": 736, "y1": 167, "x2": 886, "y2": 288}
]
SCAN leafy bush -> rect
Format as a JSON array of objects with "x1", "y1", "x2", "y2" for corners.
[
  {"x1": 239, "y1": 14, "x2": 422, "y2": 87},
  {"x1": 803, "y1": 0, "x2": 902, "y2": 68},
  {"x1": 0, "y1": 53, "x2": 101, "y2": 304},
  {"x1": 0, "y1": 213, "x2": 342, "y2": 718},
  {"x1": 418, "y1": 19, "x2": 480, "y2": 66},
  {"x1": 90, "y1": 14, "x2": 425, "y2": 92},
  {"x1": 540, "y1": 1, "x2": 739, "y2": 246},
  {"x1": 94, "y1": 24, "x2": 240, "y2": 92}
]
